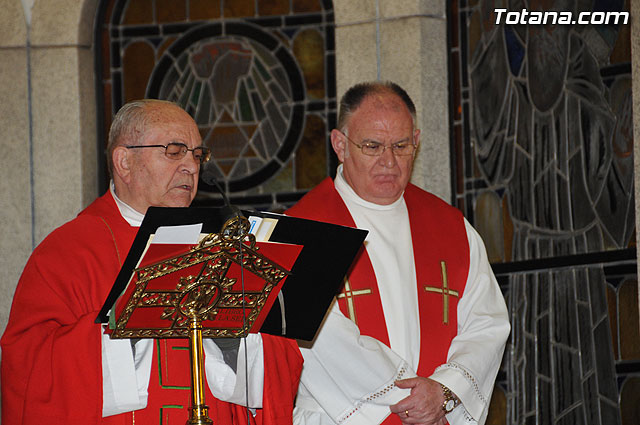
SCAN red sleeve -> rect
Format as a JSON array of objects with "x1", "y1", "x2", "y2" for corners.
[
  {"x1": 1, "y1": 217, "x2": 125, "y2": 425},
  {"x1": 253, "y1": 334, "x2": 303, "y2": 425}
]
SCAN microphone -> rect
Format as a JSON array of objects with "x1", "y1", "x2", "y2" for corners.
[{"x1": 200, "y1": 167, "x2": 244, "y2": 235}]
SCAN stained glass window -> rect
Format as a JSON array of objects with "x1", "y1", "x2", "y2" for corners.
[
  {"x1": 448, "y1": 1, "x2": 636, "y2": 423},
  {"x1": 95, "y1": 0, "x2": 336, "y2": 211}
]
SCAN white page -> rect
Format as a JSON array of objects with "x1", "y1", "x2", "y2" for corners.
[{"x1": 151, "y1": 223, "x2": 203, "y2": 244}]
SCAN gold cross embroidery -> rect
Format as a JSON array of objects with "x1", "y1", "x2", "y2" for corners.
[
  {"x1": 423, "y1": 261, "x2": 459, "y2": 325},
  {"x1": 336, "y1": 278, "x2": 372, "y2": 325}
]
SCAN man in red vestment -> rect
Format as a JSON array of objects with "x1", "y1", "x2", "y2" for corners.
[
  {"x1": 1, "y1": 99, "x2": 302, "y2": 425},
  {"x1": 287, "y1": 82, "x2": 510, "y2": 425}
]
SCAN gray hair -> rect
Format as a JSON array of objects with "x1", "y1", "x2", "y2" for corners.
[{"x1": 106, "y1": 99, "x2": 182, "y2": 177}]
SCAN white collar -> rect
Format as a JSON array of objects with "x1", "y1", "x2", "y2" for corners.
[{"x1": 110, "y1": 181, "x2": 145, "y2": 227}]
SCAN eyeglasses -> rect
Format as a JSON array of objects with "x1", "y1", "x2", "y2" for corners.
[
  {"x1": 340, "y1": 131, "x2": 416, "y2": 156},
  {"x1": 125, "y1": 142, "x2": 211, "y2": 164}
]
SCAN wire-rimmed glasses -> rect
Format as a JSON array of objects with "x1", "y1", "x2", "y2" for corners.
[
  {"x1": 125, "y1": 142, "x2": 211, "y2": 164},
  {"x1": 339, "y1": 131, "x2": 416, "y2": 156}
]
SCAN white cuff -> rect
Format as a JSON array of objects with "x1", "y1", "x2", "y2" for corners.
[
  {"x1": 101, "y1": 327, "x2": 153, "y2": 417},
  {"x1": 204, "y1": 334, "x2": 264, "y2": 408}
]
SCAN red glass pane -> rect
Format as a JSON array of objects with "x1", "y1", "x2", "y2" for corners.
[
  {"x1": 620, "y1": 377, "x2": 640, "y2": 425},
  {"x1": 157, "y1": 0, "x2": 186, "y2": 23},
  {"x1": 293, "y1": 0, "x2": 321, "y2": 13},
  {"x1": 224, "y1": 0, "x2": 254, "y2": 17},
  {"x1": 606, "y1": 285, "x2": 619, "y2": 359},
  {"x1": 190, "y1": 0, "x2": 221, "y2": 20},
  {"x1": 123, "y1": 0, "x2": 153, "y2": 24},
  {"x1": 619, "y1": 280, "x2": 640, "y2": 360},
  {"x1": 123, "y1": 42, "x2": 156, "y2": 102},
  {"x1": 485, "y1": 385, "x2": 507, "y2": 425},
  {"x1": 257, "y1": 0, "x2": 289, "y2": 15}
]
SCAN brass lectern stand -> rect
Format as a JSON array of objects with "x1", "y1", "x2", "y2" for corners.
[
  {"x1": 107, "y1": 216, "x2": 298, "y2": 425},
  {"x1": 188, "y1": 317, "x2": 213, "y2": 425}
]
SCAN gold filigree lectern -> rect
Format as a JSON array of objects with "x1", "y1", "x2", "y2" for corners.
[
  {"x1": 107, "y1": 216, "x2": 301, "y2": 425},
  {"x1": 97, "y1": 206, "x2": 369, "y2": 423}
]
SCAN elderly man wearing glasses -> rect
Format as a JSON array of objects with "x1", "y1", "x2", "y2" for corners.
[
  {"x1": 287, "y1": 82, "x2": 510, "y2": 425},
  {"x1": 1, "y1": 99, "x2": 302, "y2": 425}
]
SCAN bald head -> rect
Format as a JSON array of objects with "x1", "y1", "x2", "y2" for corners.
[{"x1": 337, "y1": 81, "x2": 417, "y2": 132}]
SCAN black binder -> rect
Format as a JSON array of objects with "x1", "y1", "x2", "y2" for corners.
[{"x1": 97, "y1": 206, "x2": 367, "y2": 342}]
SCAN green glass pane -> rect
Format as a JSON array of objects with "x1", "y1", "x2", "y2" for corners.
[
  {"x1": 252, "y1": 42, "x2": 278, "y2": 67},
  {"x1": 238, "y1": 81, "x2": 254, "y2": 122},
  {"x1": 254, "y1": 57, "x2": 272, "y2": 82},
  {"x1": 191, "y1": 81, "x2": 202, "y2": 109},
  {"x1": 252, "y1": 68, "x2": 269, "y2": 101}
]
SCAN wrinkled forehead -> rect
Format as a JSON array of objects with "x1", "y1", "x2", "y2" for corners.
[
  {"x1": 143, "y1": 106, "x2": 201, "y2": 143},
  {"x1": 146, "y1": 104, "x2": 196, "y2": 126}
]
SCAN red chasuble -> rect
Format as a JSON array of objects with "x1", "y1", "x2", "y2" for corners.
[
  {"x1": 287, "y1": 178, "x2": 470, "y2": 425},
  {"x1": 1, "y1": 192, "x2": 302, "y2": 425}
]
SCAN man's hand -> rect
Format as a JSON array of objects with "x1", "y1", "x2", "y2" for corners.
[{"x1": 389, "y1": 377, "x2": 448, "y2": 425}]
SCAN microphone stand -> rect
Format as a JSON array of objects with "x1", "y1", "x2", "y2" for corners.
[{"x1": 197, "y1": 169, "x2": 253, "y2": 425}]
